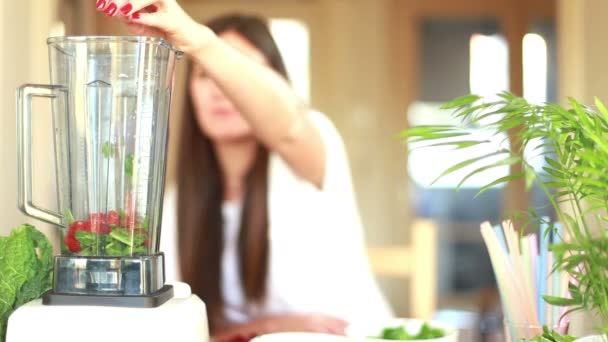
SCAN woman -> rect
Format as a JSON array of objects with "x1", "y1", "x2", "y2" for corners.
[{"x1": 97, "y1": 1, "x2": 393, "y2": 340}]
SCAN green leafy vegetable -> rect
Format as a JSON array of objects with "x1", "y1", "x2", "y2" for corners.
[
  {"x1": 64, "y1": 209, "x2": 149, "y2": 256},
  {"x1": 375, "y1": 323, "x2": 445, "y2": 340},
  {"x1": 74, "y1": 230, "x2": 97, "y2": 247},
  {"x1": 72, "y1": 225, "x2": 147, "y2": 257},
  {"x1": 109, "y1": 228, "x2": 145, "y2": 247},
  {"x1": 379, "y1": 326, "x2": 411, "y2": 340},
  {"x1": 416, "y1": 323, "x2": 445, "y2": 339},
  {"x1": 0, "y1": 224, "x2": 53, "y2": 342},
  {"x1": 101, "y1": 141, "x2": 115, "y2": 158},
  {"x1": 140, "y1": 216, "x2": 150, "y2": 231},
  {"x1": 64, "y1": 209, "x2": 75, "y2": 225},
  {"x1": 104, "y1": 242, "x2": 126, "y2": 256},
  {"x1": 125, "y1": 154, "x2": 134, "y2": 178}
]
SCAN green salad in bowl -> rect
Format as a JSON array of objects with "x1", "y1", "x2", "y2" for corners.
[
  {"x1": 347, "y1": 318, "x2": 457, "y2": 342},
  {"x1": 374, "y1": 323, "x2": 445, "y2": 340}
]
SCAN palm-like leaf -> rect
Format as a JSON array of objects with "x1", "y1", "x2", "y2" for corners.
[{"x1": 401, "y1": 92, "x2": 608, "y2": 323}]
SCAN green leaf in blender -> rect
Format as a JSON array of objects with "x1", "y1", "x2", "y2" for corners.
[
  {"x1": 64, "y1": 209, "x2": 75, "y2": 225},
  {"x1": 74, "y1": 231, "x2": 97, "y2": 249},
  {"x1": 68, "y1": 212, "x2": 150, "y2": 256},
  {"x1": 0, "y1": 224, "x2": 53, "y2": 342},
  {"x1": 109, "y1": 228, "x2": 145, "y2": 247},
  {"x1": 130, "y1": 244, "x2": 147, "y2": 254},
  {"x1": 76, "y1": 247, "x2": 96, "y2": 256},
  {"x1": 125, "y1": 154, "x2": 134, "y2": 178},
  {"x1": 105, "y1": 242, "x2": 127, "y2": 256},
  {"x1": 140, "y1": 216, "x2": 150, "y2": 231},
  {"x1": 118, "y1": 209, "x2": 126, "y2": 222},
  {"x1": 102, "y1": 141, "x2": 115, "y2": 158}
]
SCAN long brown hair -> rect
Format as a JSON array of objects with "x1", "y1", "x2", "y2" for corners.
[{"x1": 176, "y1": 13, "x2": 289, "y2": 331}]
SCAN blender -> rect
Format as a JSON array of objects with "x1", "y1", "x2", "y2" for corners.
[{"x1": 6, "y1": 36, "x2": 209, "y2": 342}]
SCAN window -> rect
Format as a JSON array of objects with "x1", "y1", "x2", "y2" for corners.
[
  {"x1": 523, "y1": 33, "x2": 548, "y2": 104},
  {"x1": 522, "y1": 32, "x2": 550, "y2": 173},
  {"x1": 469, "y1": 33, "x2": 509, "y2": 98},
  {"x1": 409, "y1": 31, "x2": 550, "y2": 189}
]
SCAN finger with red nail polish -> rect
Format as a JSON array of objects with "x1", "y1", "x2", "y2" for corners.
[
  {"x1": 131, "y1": 11, "x2": 141, "y2": 19},
  {"x1": 105, "y1": 2, "x2": 118, "y2": 16},
  {"x1": 95, "y1": 0, "x2": 107, "y2": 10},
  {"x1": 119, "y1": 3, "x2": 133, "y2": 15}
]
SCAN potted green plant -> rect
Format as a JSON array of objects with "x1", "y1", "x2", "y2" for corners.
[{"x1": 400, "y1": 92, "x2": 608, "y2": 341}]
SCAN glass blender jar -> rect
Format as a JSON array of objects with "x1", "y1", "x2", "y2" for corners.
[{"x1": 17, "y1": 36, "x2": 182, "y2": 307}]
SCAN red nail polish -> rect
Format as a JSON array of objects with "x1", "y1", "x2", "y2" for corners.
[
  {"x1": 146, "y1": 4, "x2": 158, "y2": 12},
  {"x1": 131, "y1": 11, "x2": 140, "y2": 19},
  {"x1": 119, "y1": 3, "x2": 132, "y2": 15},
  {"x1": 104, "y1": 3, "x2": 117, "y2": 16},
  {"x1": 95, "y1": 0, "x2": 106, "y2": 10}
]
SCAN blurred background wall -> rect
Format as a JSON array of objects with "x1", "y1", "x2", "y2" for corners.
[
  {"x1": 0, "y1": 0, "x2": 61, "y2": 242},
  {"x1": 3, "y1": 0, "x2": 608, "y2": 337}
]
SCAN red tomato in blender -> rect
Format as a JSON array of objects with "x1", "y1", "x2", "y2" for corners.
[
  {"x1": 64, "y1": 234, "x2": 81, "y2": 253},
  {"x1": 88, "y1": 213, "x2": 111, "y2": 234},
  {"x1": 107, "y1": 210, "x2": 120, "y2": 226}
]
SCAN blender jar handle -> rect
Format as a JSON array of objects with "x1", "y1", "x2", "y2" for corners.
[{"x1": 17, "y1": 84, "x2": 67, "y2": 227}]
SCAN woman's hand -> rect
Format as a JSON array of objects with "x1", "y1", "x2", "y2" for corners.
[
  {"x1": 213, "y1": 314, "x2": 350, "y2": 342},
  {"x1": 95, "y1": 0, "x2": 215, "y2": 54}
]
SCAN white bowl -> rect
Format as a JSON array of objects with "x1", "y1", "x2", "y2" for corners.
[
  {"x1": 250, "y1": 332, "x2": 354, "y2": 341},
  {"x1": 346, "y1": 318, "x2": 458, "y2": 342}
]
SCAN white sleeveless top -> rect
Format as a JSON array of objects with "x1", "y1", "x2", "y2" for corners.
[{"x1": 160, "y1": 111, "x2": 393, "y2": 327}]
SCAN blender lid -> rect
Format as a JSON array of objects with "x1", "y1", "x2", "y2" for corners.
[{"x1": 47, "y1": 36, "x2": 183, "y2": 57}]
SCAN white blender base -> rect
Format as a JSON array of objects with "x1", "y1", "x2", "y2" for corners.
[{"x1": 6, "y1": 282, "x2": 209, "y2": 342}]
